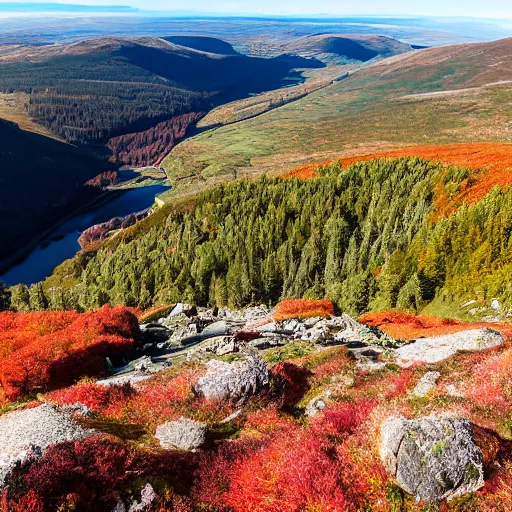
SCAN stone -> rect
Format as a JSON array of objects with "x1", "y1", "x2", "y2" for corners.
[
  {"x1": 395, "y1": 328, "x2": 504, "y2": 366},
  {"x1": 305, "y1": 393, "x2": 330, "y2": 417},
  {"x1": 215, "y1": 337, "x2": 239, "y2": 356},
  {"x1": 0, "y1": 404, "x2": 96, "y2": 485},
  {"x1": 380, "y1": 415, "x2": 484, "y2": 502},
  {"x1": 155, "y1": 418, "x2": 208, "y2": 451},
  {"x1": 128, "y1": 483, "x2": 158, "y2": 511},
  {"x1": 410, "y1": 371, "x2": 441, "y2": 398},
  {"x1": 490, "y1": 299, "x2": 501, "y2": 311},
  {"x1": 194, "y1": 352, "x2": 269, "y2": 402}
]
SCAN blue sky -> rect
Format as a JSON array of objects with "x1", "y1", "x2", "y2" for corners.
[{"x1": 4, "y1": 0, "x2": 512, "y2": 18}]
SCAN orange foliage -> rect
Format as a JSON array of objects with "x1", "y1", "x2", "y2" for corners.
[
  {"x1": 359, "y1": 311, "x2": 511, "y2": 341},
  {"x1": 282, "y1": 160, "x2": 332, "y2": 180},
  {"x1": 274, "y1": 299, "x2": 335, "y2": 321},
  {"x1": 0, "y1": 306, "x2": 139, "y2": 401},
  {"x1": 283, "y1": 143, "x2": 512, "y2": 218}
]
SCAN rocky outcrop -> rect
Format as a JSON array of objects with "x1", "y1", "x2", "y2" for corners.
[
  {"x1": 380, "y1": 415, "x2": 484, "y2": 502},
  {"x1": 395, "y1": 328, "x2": 504, "y2": 366},
  {"x1": 194, "y1": 352, "x2": 269, "y2": 402},
  {"x1": 155, "y1": 417, "x2": 208, "y2": 451},
  {"x1": 0, "y1": 404, "x2": 96, "y2": 485}
]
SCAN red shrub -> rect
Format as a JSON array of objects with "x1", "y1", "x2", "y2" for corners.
[
  {"x1": 0, "y1": 306, "x2": 140, "y2": 401},
  {"x1": 359, "y1": 311, "x2": 510, "y2": 341},
  {"x1": 194, "y1": 400, "x2": 379, "y2": 512},
  {"x1": 47, "y1": 381, "x2": 136, "y2": 416},
  {"x1": 4, "y1": 435, "x2": 198, "y2": 512},
  {"x1": 274, "y1": 299, "x2": 335, "y2": 321},
  {"x1": 465, "y1": 347, "x2": 512, "y2": 410}
]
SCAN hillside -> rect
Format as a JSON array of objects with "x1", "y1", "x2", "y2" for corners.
[
  {"x1": 0, "y1": 36, "x2": 313, "y2": 150},
  {"x1": 162, "y1": 37, "x2": 512, "y2": 188},
  {"x1": 8, "y1": 155, "x2": 508, "y2": 325},
  {"x1": 2, "y1": 301, "x2": 512, "y2": 511},
  {"x1": 282, "y1": 34, "x2": 412, "y2": 65},
  {"x1": 0, "y1": 119, "x2": 112, "y2": 270}
]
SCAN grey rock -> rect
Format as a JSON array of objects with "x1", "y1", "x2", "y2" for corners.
[
  {"x1": 194, "y1": 352, "x2": 269, "y2": 402},
  {"x1": 380, "y1": 415, "x2": 484, "y2": 502},
  {"x1": 128, "y1": 483, "x2": 158, "y2": 511},
  {"x1": 395, "y1": 328, "x2": 504, "y2": 366},
  {"x1": 155, "y1": 417, "x2": 208, "y2": 451},
  {"x1": 410, "y1": 372, "x2": 441, "y2": 398},
  {"x1": 305, "y1": 393, "x2": 330, "y2": 417},
  {"x1": 0, "y1": 404, "x2": 96, "y2": 485},
  {"x1": 61, "y1": 402, "x2": 96, "y2": 418},
  {"x1": 112, "y1": 500, "x2": 126, "y2": 512},
  {"x1": 215, "y1": 337, "x2": 239, "y2": 356},
  {"x1": 202, "y1": 320, "x2": 232, "y2": 337},
  {"x1": 168, "y1": 303, "x2": 183, "y2": 317}
]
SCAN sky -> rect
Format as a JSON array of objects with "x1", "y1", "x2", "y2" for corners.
[{"x1": 2, "y1": 0, "x2": 512, "y2": 18}]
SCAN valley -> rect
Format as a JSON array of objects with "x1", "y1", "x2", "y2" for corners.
[
  {"x1": 0, "y1": 31, "x2": 413, "y2": 280},
  {"x1": 4, "y1": 16, "x2": 512, "y2": 512}
]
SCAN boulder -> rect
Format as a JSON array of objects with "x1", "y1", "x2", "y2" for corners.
[
  {"x1": 395, "y1": 328, "x2": 504, "y2": 366},
  {"x1": 155, "y1": 417, "x2": 208, "y2": 451},
  {"x1": 194, "y1": 352, "x2": 269, "y2": 402},
  {"x1": 380, "y1": 415, "x2": 484, "y2": 502},
  {"x1": 0, "y1": 404, "x2": 96, "y2": 485}
]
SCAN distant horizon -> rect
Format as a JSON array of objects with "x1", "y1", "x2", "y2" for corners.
[{"x1": 1, "y1": 2, "x2": 512, "y2": 20}]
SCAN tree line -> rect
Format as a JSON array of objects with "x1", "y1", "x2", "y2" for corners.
[{"x1": 5, "y1": 157, "x2": 512, "y2": 316}]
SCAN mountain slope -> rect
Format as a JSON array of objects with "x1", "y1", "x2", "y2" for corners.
[
  {"x1": 162, "y1": 35, "x2": 239, "y2": 55},
  {"x1": 162, "y1": 37, "x2": 512, "y2": 187},
  {"x1": 0, "y1": 119, "x2": 112, "y2": 269},
  {"x1": 31, "y1": 154, "x2": 512, "y2": 322}
]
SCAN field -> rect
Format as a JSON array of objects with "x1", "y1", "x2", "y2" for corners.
[
  {"x1": 0, "y1": 92, "x2": 60, "y2": 140},
  {"x1": 161, "y1": 37, "x2": 512, "y2": 201}
]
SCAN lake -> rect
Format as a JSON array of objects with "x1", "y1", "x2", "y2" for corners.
[{"x1": 0, "y1": 184, "x2": 170, "y2": 286}]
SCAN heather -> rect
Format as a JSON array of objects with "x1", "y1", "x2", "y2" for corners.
[
  {"x1": 2, "y1": 304, "x2": 512, "y2": 511},
  {"x1": 0, "y1": 306, "x2": 140, "y2": 402}
]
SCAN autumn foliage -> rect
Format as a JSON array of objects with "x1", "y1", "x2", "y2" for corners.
[
  {"x1": 1, "y1": 435, "x2": 197, "y2": 512},
  {"x1": 107, "y1": 113, "x2": 203, "y2": 167},
  {"x1": 284, "y1": 143, "x2": 512, "y2": 218},
  {"x1": 274, "y1": 299, "x2": 335, "y2": 321},
  {"x1": 359, "y1": 311, "x2": 511, "y2": 341},
  {"x1": 0, "y1": 306, "x2": 139, "y2": 401}
]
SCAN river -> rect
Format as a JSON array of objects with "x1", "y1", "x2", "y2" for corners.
[{"x1": 0, "y1": 184, "x2": 170, "y2": 286}]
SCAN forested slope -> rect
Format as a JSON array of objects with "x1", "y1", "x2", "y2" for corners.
[{"x1": 9, "y1": 157, "x2": 512, "y2": 317}]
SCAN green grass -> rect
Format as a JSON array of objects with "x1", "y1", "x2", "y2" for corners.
[{"x1": 161, "y1": 49, "x2": 512, "y2": 193}]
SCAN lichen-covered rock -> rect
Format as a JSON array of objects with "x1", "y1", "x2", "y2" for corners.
[
  {"x1": 395, "y1": 328, "x2": 504, "y2": 366},
  {"x1": 194, "y1": 352, "x2": 269, "y2": 401},
  {"x1": 155, "y1": 417, "x2": 208, "y2": 451},
  {"x1": 380, "y1": 415, "x2": 484, "y2": 502},
  {"x1": 0, "y1": 404, "x2": 96, "y2": 485}
]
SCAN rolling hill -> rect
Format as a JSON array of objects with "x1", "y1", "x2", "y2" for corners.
[
  {"x1": 161, "y1": 36, "x2": 512, "y2": 192},
  {"x1": 282, "y1": 34, "x2": 413, "y2": 65},
  {"x1": 0, "y1": 35, "x2": 320, "y2": 271},
  {"x1": 0, "y1": 36, "x2": 313, "y2": 149}
]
